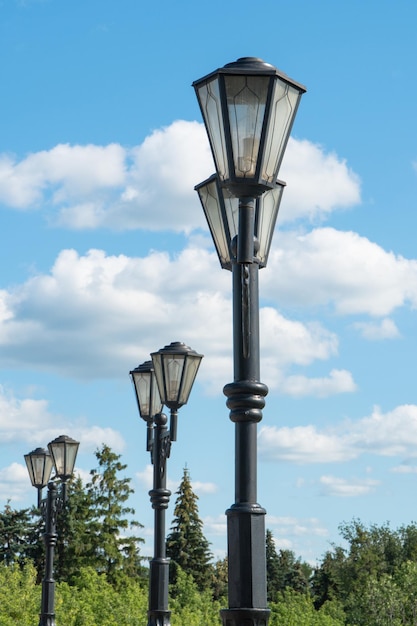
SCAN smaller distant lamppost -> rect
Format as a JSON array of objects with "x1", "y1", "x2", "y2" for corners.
[
  {"x1": 130, "y1": 341, "x2": 203, "y2": 626},
  {"x1": 25, "y1": 435, "x2": 80, "y2": 626}
]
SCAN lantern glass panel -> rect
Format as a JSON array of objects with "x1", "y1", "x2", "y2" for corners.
[
  {"x1": 261, "y1": 81, "x2": 302, "y2": 184},
  {"x1": 255, "y1": 182, "x2": 285, "y2": 267},
  {"x1": 178, "y1": 354, "x2": 202, "y2": 405},
  {"x1": 24, "y1": 448, "x2": 53, "y2": 488},
  {"x1": 225, "y1": 74, "x2": 269, "y2": 179},
  {"x1": 131, "y1": 363, "x2": 162, "y2": 419},
  {"x1": 161, "y1": 353, "x2": 184, "y2": 404},
  {"x1": 195, "y1": 77, "x2": 228, "y2": 180},
  {"x1": 152, "y1": 342, "x2": 203, "y2": 410},
  {"x1": 196, "y1": 176, "x2": 236, "y2": 270},
  {"x1": 48, "y1": 435, "x2": 79, "y2": 479}
]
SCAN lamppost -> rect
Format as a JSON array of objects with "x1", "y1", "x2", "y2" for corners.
[
  {"x1": 130, "y1": 341, "x2": 203, "y2": 626},
  {"x1": 25, "y1": 435, "x2": 80, "y2": 626},
  {"x1": 193, "y1": 57, "x2": 306, "y2": 626}
]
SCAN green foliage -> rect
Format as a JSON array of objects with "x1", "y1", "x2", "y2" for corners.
[
  {"x1": 270, "y1": 588, "x2": 345, "y2": 625},
  {"x1": 55, "y1": 445, "x2": 147, "y2": 586},
  {"x1": 211, "y1": 556, "x2": 228, "y2": 602},
  {"x1": 0, "y1": 562, "x2": 40, "y2": 626},
  {"x1": 55, "y1": 567, "x2": 148, "y2": 626},
  {"x1": 85, "y1": 444, "x2": 145, "y2": 585},
  {"x1": 0, "y1": 502, "x2": 40, "y2": 568},
  {"x1": 0, "y1": 445, "x2": 147, "y2": 587},
  {"x1": 166, "y1": 466, "x2": 213, "y2": 592},
  {"x1": 266, "y1": 529, "x2": 311, "y2": 600},
  {"x1": 169, "y1": 567, "x2": 222, "y2": 626}
]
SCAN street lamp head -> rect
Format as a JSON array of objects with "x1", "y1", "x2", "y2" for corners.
[
  {"x1": 130, "y1": 360, "x2": 163, "y2": 421},
  {"x1": 195, "y1": 174, "x2": 285, "y2": 269},
  {"x1": 47, "y1": 434, "x2": 79, "y2": 481},
  {"x1": 24, "y1": 447, "x2": 54, "y2": 490},
  {"x1": 193, "y1": 57, "x2": 306, "y2": 197},
  {"x1": 151, "y1": 341, "x2": 203, "y2": 411}
]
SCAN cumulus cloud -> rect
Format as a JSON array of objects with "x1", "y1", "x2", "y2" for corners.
[
  {"x1": 279, "y1": 369, "x2": 357, "y2": 397},
  {"x1": 266, "y1": 515, "x2": 329, "y2": 557},
  {"x1": 0, "y1": 122, "x2": 360, "y2": 232},
  {"x1": 135, "y1": 463, "x2": 216, "y2": 496},
  {"x1": 0, "y1": 245, "x2": 347, "y2": 397},
  {"x1": 259, "y1": 404, "x2": 417, "y2": 464},
  {"x1": 263, "y1": 227, "x2": 417, "y2": 316},
  {"x1": 319, "y1": 475, "x2": 380, "y2": 497},
  {"x1": 354, "y1": 318, "x2": 400, "y2": 340},
  {"x1": 391, "y1": 465, "x2": 417, "y2": 474},
  {"x1": 259, "y1": 424, "x2": 354, "y2": 463},
  {"x1": 0, "y1": 385, "x2": 124, "y2": 451},
  {"x1": 0, "y1": 462, "x2": 30, "y2": 502},
  {"x1": 279, "y1": 138, "x2": 361, "y2": 222}
]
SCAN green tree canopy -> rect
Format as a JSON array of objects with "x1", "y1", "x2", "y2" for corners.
[{"x1": 166, "y1": 466, "x2": 213, "y2": 591}]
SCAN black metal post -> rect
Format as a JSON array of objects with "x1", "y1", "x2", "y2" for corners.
[
  {"x1": 221, "y1": 197, "x2": 270, "y2": 626},
  {"x1": 39, "y1": 481, "x2": 59, "y2": 626},
  {"x1": 147, "y1": 413, "x2": 172, "y2": 626}
]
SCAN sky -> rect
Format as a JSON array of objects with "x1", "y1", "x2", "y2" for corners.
[{"x1": 1, "y1": 0, "x2": 417, "y2": 567}]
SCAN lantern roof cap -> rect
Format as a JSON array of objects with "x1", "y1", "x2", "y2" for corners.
[{"x1": 193, "y1": 57, "x2": 306, "y2": 93}]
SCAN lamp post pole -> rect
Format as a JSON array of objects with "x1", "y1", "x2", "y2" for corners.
[
  {"x1": 130, "y1": 342, "x2": 203, "y2": 626},
  {"x1": 222, "y1": 202, "x2": 270, "y2": 626},
  {"x1": 194, "y1": 57, "x2": 306, "y2": 626},
  {"x1": 40, "y1": 481, "x2": 59, "y2": 626},
  {"x1": 148, "y1": 412, "x2": 171, "y2": 626},
  {"x1": 25, "y1": 435, "x2": 80, "y2": 626}
]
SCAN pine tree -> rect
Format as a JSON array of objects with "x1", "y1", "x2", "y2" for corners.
[
  {"x1": 166, "y1": 466, "x2": 213, "y2": 591},
  {"x1": 54, "y1": 475, "x2": 97, "y2": 583},
  {"x1": 266, "y1": 529, "x2": 281, "y2": 601},
  {"x1": 0, "y1": 502, "x2": 38, "y2": 566},
  {"x1": 85, "y1": 444, "x2": 145, "y2": 585}
]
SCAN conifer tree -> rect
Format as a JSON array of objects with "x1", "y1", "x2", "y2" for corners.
[
  {"x1": 266, "y1": 528, "x2": 281, "y2": 601},
  {"x1": 0, "y1": 502, "x2": 37, "y2": 566},
  {"x1": 166, "y1": 466, "x2": 213, "y2": 591},
  {"x1": 85, "y1": 444, "x2": 145, "y2": 585}
]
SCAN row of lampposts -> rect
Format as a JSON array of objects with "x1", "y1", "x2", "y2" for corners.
[
  {"x1": 24, "y1": 435, "x2": 80, "y2": 626},
  {"x1": 22, "y1": 55, "x2": 305, "y2": 626}
]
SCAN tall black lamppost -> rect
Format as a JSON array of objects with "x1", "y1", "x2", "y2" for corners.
[
  {"x1": 130, "y1": 341, "x2": 203, "y2": 626},
  {"x1": 25, "y1": 435, "x2": 80, "y2": 626},
  {"x1": 193, "y1": 57, "x2": 306, "y2": 626}
]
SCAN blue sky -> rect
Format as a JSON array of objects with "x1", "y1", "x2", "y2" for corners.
[{"x1": 1, "y1": 0, "x2": 417, "y2": 566}]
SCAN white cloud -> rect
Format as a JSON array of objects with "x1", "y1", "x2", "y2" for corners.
[
  {"x1": 0, "y1": 385, "x2": 124, "y2": 451},
  {"x1": 203, "y1": 514, "x2": 227, "y2": 537},
  {"x1": 191, "y1": 480, "x2": 218, "y2": 495},
  {"x1": 0, "y1": 144, "x2": 126, "y2": 209},
  {"x1": 259, "y1": 404, "x2": 417, "y2": 464},
  {"x1": 279, "y1": 138, "x2": 361, "y2": 222},
  {"x1": 0, "y1": 245, "x2": 343, "y2": 398},
  {"x1": 264, "y1": 227, "x2": 417, "y2": 316},
  {"x1": 0, "y1": 462, "x2": 30, "y2": 502},
  {"x1": 259, "y1": 424, "x2": 354, "y2": 463},
  {"x1": 0, "y1": 123, "x2": 360, "y2": 232},
  {"x1": 266, "y1": 516, "x2": 329, "y2": 555},
  {"x1": 279, "y1": 369, "x2": 357, "y2": 397},
  {"x1": 391, "y1": 465, "x2": 417, "y2": 474},
  {"x1": 354, "y1": 317, "x2": 400, "y2": 340},
  {"x1": 319, "y1": 475, "x2": 380, "y2": 497}
]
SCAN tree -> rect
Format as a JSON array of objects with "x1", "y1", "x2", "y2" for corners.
[
  {"x1": 266, "y1": 529, "x2": 281, "y2": 601},
  {"x1": 211, "y1": 556, "x2": 228, "y2": 602},
  {"x1": 0, "y1": 502, "x2": 33, "y2": 566},
  {"x1": 266, "y1": 532, "x2": 311, "y2": 599},
  {"x1": 85, "y1": 444, "x2": 145, "y2": 585},
  {"x1": 54, "y1": 475, "x2": 97, "y2": 583},
  {"x1": 166, "y1": 466, "x2": 213, "y2": 591}
]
